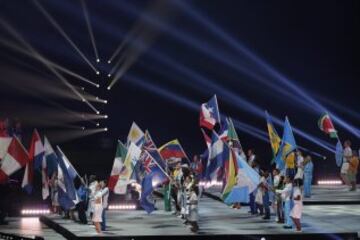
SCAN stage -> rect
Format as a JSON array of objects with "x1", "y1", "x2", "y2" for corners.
[
  {"x1": 35, "y1": 185, "x2": 360, "y2": 240},
  {"x1": 1, "y1": 185, "x2": 359, "y2": 240}
]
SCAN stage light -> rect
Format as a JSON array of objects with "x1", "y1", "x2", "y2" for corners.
[
  {"x1": 81, "y1": 87, "x2": 85, "y2": 91},
  {"x1": 96, "y1": 84, "x2": 100, "y2": 88},
  {"x1": 104, "y1": 115, "x2": 108, "y2": 119},
  {"x1": 96, "y1": 111, "x2": 100, "y2": 115},
  {"x1": 82, "y1": 98, "x2": 85, "y2": 102},
  {"x1": 107, "y1": 86, "x2": 111, "y2": 90},
  {"x1": 82, "y1": 126, "x2": 85, "y2": 130},
  {"x1": 108, "y1": 74, "x2": 111, "y2": 77},
  {"x1": 95, "y1": 96, "x2": 99, "y2": 100},
  {"x1": 108, "y1": 204, "x2": 136, "y2": 210},
  {"x1": 317, "y1": 180, "x2": 342, "y2": 185},
  {"x1": 96, "y1": 58, "x2": 100, "y2": 63},
  {"x1": 96, "y1": 71, "x2": 100, "y2": 75},
  {"x1": 21, "y1": 209, "x2": 50, "y2": 215},
  {"x1": 96, "y1": 123, "x2": 100, "y2": 126},
  {"x1": 104, "y1": 100, "x2": 108, "y2": 104},
  {"x1": 104, "y1": 127, "x2": 108, "y2": 131}
]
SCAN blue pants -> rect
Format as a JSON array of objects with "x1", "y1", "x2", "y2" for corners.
[
  {"x1": 286, "y1": 168, "x2": 296, "y2": 179},
  {"x1": 249, "y1": 192, "x2": 256, "y2": 214},
  {"x1": 263, "y1": 192, "x2": 270, "y2": 218},
  {"x1": 101, "y1": 209, "x2": 106, "y2": 231},
  {"x1": 304, "y1": 174, "x2": 312, "y2": 197},
  {"x1": 284, "y1": 200, "x2": 293, "y2": 227}
]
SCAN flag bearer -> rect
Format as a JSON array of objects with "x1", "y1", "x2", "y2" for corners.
[
  {"x1": 290, "y1": 179, "x2": 303, "y2": 232},
  {"x1": 303, "y1": 156, "x2": 314, "y2": 198},
  {"x1": 276, "y1": 176, "x2": 293, "y2": 229},
  {"x1": 348, "y1": 151, "x2": 359, "y2": 191},
  {"x1": 187, "y1": 185, "x2": 199, "y2": 233}
]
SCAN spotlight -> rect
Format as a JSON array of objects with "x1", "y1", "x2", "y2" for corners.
[
  {"x1": 96, "y1": 58, "x2": 100, "y2": 63},
  {"x1": 96, "y1": 96, "x2": 99, "y2": 100},
  {"x1": 96, "y1": 84, "x2": 100, "y2": 88},
  {"x1": 82, "y1": 126, "x2": 85, "y2": 130},
  {"x1": 108, "y1": 74, "x2": 111, "y2": 78},
  {"x1": 108, "y1": 60, "x2": 111, "y2": 64},
  {"x1": 81, "y1": 87, "x2": 85, "y2": 91},
  {"x1": 21, "y1": 209, "x2": 50, "y2": 215},
  {"x1": 96, "y1": 123, "x2": 100, "y2": 127},
  {"x1": 104, "y1": 127, "x2": 108, "y2": 131},
  {"x1": 104, "y1": 115, "x2": 108, "y2": 119},
  {"x1": 104, "y1": 100, "x2": 108, "y2": 104},
  {"x1": 82, "y1": 98, "x2": 85, "y2": 102},
  {"x1": 96, "y1": 71, "x2": 100, "y2": 75},
  {"x1": 107, "y1": 86, "x2": 111, "y2": 90},
  {"x1": 96, "y1": 111, "x2": 100, "y2": 115},
  {"x1": 317, "y1": 180, "x2": 342, "y2": 185}
]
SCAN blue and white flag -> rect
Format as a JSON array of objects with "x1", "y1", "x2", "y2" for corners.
[
  {"x1": 205, "y1": 131, "x2": 228, "y2": 181},
  {"x1": 44, "y1": 137, "x2": 58, "y2": 177},
  {"x1": 335, "y1": 140, "x2": 343, "y2": 167},
  {"x1": 56, "y1": 146, "x2": 78, "y2": 180},
  {"x1": 200, "y1": 95, "x2": 221, "y2": 130}
]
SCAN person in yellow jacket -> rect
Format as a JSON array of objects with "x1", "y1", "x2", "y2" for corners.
[{"x1": 348, "y1": 151, "x2": 359, "y2": 191}]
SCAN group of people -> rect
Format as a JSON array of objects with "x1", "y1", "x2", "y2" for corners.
[
  {"x1": 169, "y1": 163, "x2": 200, "y2": 233},
  {"x1": 49, "y1": 174, "x2": 109, "y2": 234},
  {"x1": 238, "y1": 149, "x2": 314, "y2": 232}
]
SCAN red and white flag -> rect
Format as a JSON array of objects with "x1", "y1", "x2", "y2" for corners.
[{"x1": 0, "y1": 137, "x2": 29, "y2": 183}]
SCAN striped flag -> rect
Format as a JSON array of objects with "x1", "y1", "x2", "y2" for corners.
[{"x1": 0, "y1": 137, "x2": 29, "y2": 183}]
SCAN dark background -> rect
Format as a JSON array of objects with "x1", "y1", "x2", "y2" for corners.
[{"x1": 0, "y1": 0, "x2": 359, "y2": 189}]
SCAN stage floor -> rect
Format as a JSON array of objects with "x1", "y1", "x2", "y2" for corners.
[{"x1": 38, "y1": 193, "x2": 360, "y2": 239}]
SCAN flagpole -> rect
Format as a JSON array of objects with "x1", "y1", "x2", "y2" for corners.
[{"x1": 152, "y1": 156, "x2": 172, "y2": 180}]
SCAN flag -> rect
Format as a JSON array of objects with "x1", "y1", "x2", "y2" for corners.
[
  {"x1": 227, "y1": 118, "x2": 242, "y2": 150},
  {"x1": 0, "y1": 136, "x2": 12, "y2": 160},
  {"x1": 56, "y1": 147, "x2": 78, "y2": 180},
  {"x1": 144, "y1": 130, "x2": 157, "y2": 150},
  {"x1": 335, "y1": 140, "x2": 343, "y2": 167},
  {"x1": 44, "y1": 137, "x2": 58, "y2": 177},
  {"x1": 140, "y1": 173, "x2": 155, "y2": 214},
  {"x1": 22, "y1": 129, "x2": 44, "y2": 194},
  {"x1": 21, "y1": 161, "x2": 33, "y2": 194},
  {"x1": 224, "y1": 153, "x2": 260, "y2": 204},
  {"x1": 140, "y1": 156, "x2": 168, "y2": 214},
  {"x1": 147, "y1": 148, "x2": 166, "y2": 170},
  {"x1": 57, "y1": 149, "x2": 77, "y2": 210},
  {"x1": 265, "y1": 111, "x2": 281, "y2": 159},
  {"x1": 158, "y1": 139, "x2": 188, "y2": 163},
  {"x1": 205, "y1": 131, "x2": 227, "y2": 181},
  {"x1": 274, "y1": 117, "x2": 297, "y2": 170},
  {"x1": 222, "y1": 149, "x2": 238, "y2": 200},
  {"x1": 318, "y1": 113, "x2": 338, "y2": 138},
  {"x1": 219, "y1": 118, "x2": 229, "y2": 141},
  {"x1": 108, "y1": 141, "x2": 128, "y2": 192},
  {"x1": 0, "y1": 137, "x2": 29, "y2": 183},
  {"x1": 127, "y1": 122, "x2": 145, "y2": 147},
  {"x1": 199, "y1": 95, "x2": 221, "y2": 130},
  {"x1": 113, "y1": 142, "x2": 142, "y2": 194},
  {"x1": 146, "y1": 151, "x2": 168, "y2": 186},
  {"x1": 29, "y1": 129, "x2": 45, "y2": 171},
  {"x1": 41, "y1": 155, "x2": 50, "y2": 200}
]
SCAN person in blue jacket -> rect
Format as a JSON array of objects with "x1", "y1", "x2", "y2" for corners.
[{"x1": 303, "y1": 155, "x2": 314, "y2": 198}]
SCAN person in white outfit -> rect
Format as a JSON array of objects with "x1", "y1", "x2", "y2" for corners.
[
  {"x1": 290, "y1": 179, "x2": 303, "y2": 232},
  {"x1": 295, "y1": 150, "x2": 304, "y2": 182},
  {"x1": 87, "y1": 175, "x2": 98, "y2": 219},
  {"x1": 92, "y1": 183, "x2": 103, "y2": 233}
]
